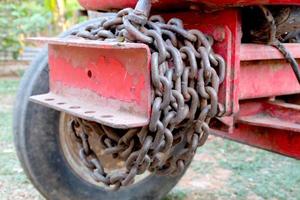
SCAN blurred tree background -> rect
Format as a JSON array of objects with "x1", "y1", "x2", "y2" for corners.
[{"x1": 0, "y1": 0, "x2": 85, "y2": 59}]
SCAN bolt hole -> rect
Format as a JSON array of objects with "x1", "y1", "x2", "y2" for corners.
[
  {"x1": 85, "y1": 111, "x2": 96, "y2": 114},
  {"x1": 101, "y1": 115, "x2": 113, "y2": 118},
  {"x1": 45, "y1": 98, "x2": 54, "y2": 101},
  {"x1": 57, "y1": 102, "x2": 66, "y2": 105},
  {"x1": 87, "y1": 70, "x2": 92, "y2": 78},
  {"x1": 69, "y1": 106, "x2": 80, "y2": 109}
]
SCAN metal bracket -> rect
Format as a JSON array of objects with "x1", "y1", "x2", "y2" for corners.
[{"x1": 30, "y1": 38, "x2": 151, "y2": 129}]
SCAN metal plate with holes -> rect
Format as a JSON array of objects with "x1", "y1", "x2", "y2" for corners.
[{"x1": 30, "y1": 38, "x2": 151, "y2": 128}]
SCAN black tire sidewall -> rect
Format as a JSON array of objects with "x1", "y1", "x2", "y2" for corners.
[{"x1": 13, "y1": 19, "x2": 186, "y2": 200}]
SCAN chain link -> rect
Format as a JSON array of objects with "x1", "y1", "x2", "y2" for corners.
[{"x1": 68, "y1": 0, "x2": 225, "y2": 189}]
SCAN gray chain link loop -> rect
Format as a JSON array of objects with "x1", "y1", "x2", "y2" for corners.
[{"x1": 68, "y1": 1, "x2": 226, "y2": 189}]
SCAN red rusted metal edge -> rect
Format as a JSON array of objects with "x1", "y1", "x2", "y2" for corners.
[
  {"x1": 211, "y1": 127, "x2": 300, "y2": 159},
  {"x1": 238, "y1": 115, "x2": 300, "y2": 132},
  {"x1": 27, "y1": 37, "x2": 150, "y2": 50},
  {"x1": 30, "y1": 37, "x2": 151, "y2": 129},
  {"x1": 240, "y1": 44, "x2": 300, "y2": 61},
  {"x1": 30, "y1": 93, "x2": 150, "y2": 128},
  {"x1": 238, "y1": 101, "x2": 300, "y2": 130}
]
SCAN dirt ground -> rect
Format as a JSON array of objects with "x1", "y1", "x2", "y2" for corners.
[{"x1": 0, "y1": 62, "x2": 300, "y2": 200}]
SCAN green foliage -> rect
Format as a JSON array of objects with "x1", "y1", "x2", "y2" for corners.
[
  {"x1": 44, "y1": 0, "x2": 83, "y2": 30},
  {"x1": 44, "y1": 0, "x2": 57, "y2": 12},
  {"x1": 0, "y1": 0, "x2": 83, "y2": 59},
  {"x1": 64, "y1": 0, "x2": 83, "y2": 18},
  {"x1": 45, "y1": 0, "x2": 82, "y2": 17},
  {"x1": 0, "y1": 1, "x2": 52, "y2": 58}
]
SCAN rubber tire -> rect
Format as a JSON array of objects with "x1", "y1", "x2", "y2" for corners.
[{"x1": 13, "y1": 19, "x2": 187, "y2": 200}]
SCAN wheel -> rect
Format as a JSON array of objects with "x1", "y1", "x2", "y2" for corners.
[{"x1": 13, "y1": 19, "x2": 188, "y2": 200}]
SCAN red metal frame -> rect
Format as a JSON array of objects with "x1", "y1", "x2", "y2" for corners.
[
  {"x1": 30, "y1": 5, "x2": 300, "y2": 159},
  {"x1": 161, "y1": 9, "x2": 300, "y2": 159},
  {"x1": 201, "y1": 9, "x2": 300, "y2": 160},
  {"x1": 211, "y1": 100, "x2": 300, "y2": 159},
  {"x1": 210, "y1": 40, "x2": 300, "y2": 158},
  {"x1": 239, "y1": 44, "x2": 300, "y2": 99}
]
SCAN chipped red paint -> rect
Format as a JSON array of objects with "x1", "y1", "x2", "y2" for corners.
[{"x1": 49, "y1": 45, "x2": 148, "y2": 105}]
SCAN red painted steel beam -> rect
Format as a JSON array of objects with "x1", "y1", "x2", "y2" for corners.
[
  {"x1": 240, "y1": 44, "x2": 300, "y2": 61},
  {"x1": 239, "y1": 44, "x2": 300, "y2": 99},
  {"x1": 78, "y1": 0, "x2": 300, "y2": 11},
  {"x1": 212, "y1": 100, "x2": 300, "y2": 159},
  {"x1": 211, "y1": 125, "x2": 300, "y2": 159}
]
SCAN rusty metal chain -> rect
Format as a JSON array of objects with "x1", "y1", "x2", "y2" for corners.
[{"x1": 67, "y1": 0, "x2": 225, "y2": 189}]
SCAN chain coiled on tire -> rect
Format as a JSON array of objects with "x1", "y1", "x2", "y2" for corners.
[{"x1": 68, "y1": 0, "x2": 225, "y2": 189}]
